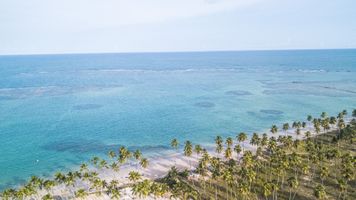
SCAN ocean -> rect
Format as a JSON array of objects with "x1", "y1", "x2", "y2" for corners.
[{"x1": 0, "y1": 49, "x2": 355, "y2": 189}]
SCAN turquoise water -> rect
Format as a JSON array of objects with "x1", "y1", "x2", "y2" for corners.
[{"x1": 0, "y1": 49, "x2": 356, "y2": 189}]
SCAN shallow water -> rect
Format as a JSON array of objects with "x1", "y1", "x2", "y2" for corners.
[{"x1": 0, "y1": 49, "x2": 356, "y2": 189}]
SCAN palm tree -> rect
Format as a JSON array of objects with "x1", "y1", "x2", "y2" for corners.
[
  {"x1": 250, "y1": 133, "x2": 260, "y2": 146},
  {"x1": 80, "y1": 163, "x2": 88, "y2": 172},
  {"x1": 201, "y1": 149, "x2": 210, "y2": 164},
  {"x1": 337, "y1": 118, "x2": 345, "y2": 133},
  {"x1": 287, "y1": 177, "x2": 299, "y2": 200},
  {"x1": 321, "y1": 118, "x2": 330, "y2": 133},
  {"x1": 128, "y1": 171, "x2": 142, "y2": 183},
  {"x1": 292, "y1": 121, "x2": 297, "y2": 129},
  {"x1": 133, "y1": 149, "x2": 142, "y2": 161},
  {"x1": 150, "y1": 182, "x2": 168, "y2": 198},
  {"x1": 314, "y1": 184, "x2": 327, "y2": 199},
  {"x1": 132, "y1": 179, "x2": 152, "y2": 198},
  {"x1": 29, "y1": 176, "x2": 43, "y2": 189},
  {"x1": 321, "y1": 112, "x2": 327, "y2": 119},
  {"x1": 75, "y1": 189, "x2": 88, "y2": 199},
  {"x1": 295, "y1": 128, "x2": 301, "y2": 138},
  {"x1": 330, "y1": 116, "x2": 337, "y2": 127},
  {"x1": 184, "y1": 141, "x2": 193, "y2": 157},
  {"x1": 110, "y1": 188, "x2": 121, "y2": 199},
  {"x1": 17, "y1": 184, "x2": 36, "y2": 199},
  {"x1": 302, "y1": 121, "x2": 306, "y2": 128},
  {"x1": 237, "y1": 182, "x2": 250, "y2": 200},
  {"x1": 237, "y1": 132, "x2": 247, "y2": 153},
  {"x1": 342, "y1": 109, "x2": 347, "y2": 116},
  {"x1": 337, "y1": 179, "x2": 347, "y2": 199},
  {"x1": 90, "y1": 171, "x2": 99, "y2": 179},
  {"x1": 107, "y1": 180, "x2": 120, "y2": 199},
  {"x1": 313, "y1": 119, "x2": 321, "y2": 134},
  {"x1": 54, "y1": 172, "x2": 65, "y2": 184},
  {"x1": 267, "y1": 137, "x2": 277, "y2": 153},
  {"x1": 170, "y1": 138, "x2": 179, "y2": 165},
  {"x1": 99, "y1": 159, "x2": 108, "y2": 169},
  {"x1": 234, "y1": 144, "x2": 242, "y2": 159},
  {"x1": 226, "y1": 137, "x2": 233, "y2": 147},
  {"x1": 305, "y1": 131, "x2": 311, "y2": 138},
  {"x1": 340, "y1": 154, "x2": 353, "y2": 185},
  {"x1": 261, "y1": 133, "x2": 268, "y2": 147},
  {"x1": 296, "y1": 121, "x2": 302, "y2": 129},
  {"x1": 215, "y1": 136, "x2": 223, "y2": 154},
  {"x1": 352, "y1": 109, "x2": 356, "y2": 117},
  {"x1": 43, "y1": 180, "x2": 55, "y2": 192},
  {"x1": 307, "y1": 115, "x2": 313, "y2": 122},
  {"x1": 1, "y1": 189, "x2": 16, "y2": 200},
  {"x1": 118, "y1": 146, "x2": 131, "y2": 164},
  {"x1": 224, "y1": 147, "x2": 232, "y2": 160},
  {"x1": 91, "y1": 156, "x2": 100, "y2": 166},
  {"x1": 262, "y1": 182, "x2": 272, "y2": 200},
  {"x1": 140, "y1": 158, "x2": 149, "y2": 169},
  {"x1": 283, "y1": 123, "x2": 290, "y2": 133},
  {"x1": 108, "y1": 179, "x2": 119, "y2": 189},
  {"x1": 171, "y1": 138, "x2": 179, "y2": 150},
  {"x1": 184, "y1": 140, "x2": 193, "y2": 170},
  {"x1": 337, "y1": 112, "x2": 344, "y2": 119},
  {"x1": 41, "y1": 193, "x2": 53, "y2": 200},
  {"x1": 256, "y1": 146, "x2": 263, "y2": 158},
  {"x1": 222, "y1": 169, "x2": 233, "y2": 199},
  {"x1": 319, "y1": 166, "x2": 329, "y2": 184},
  {"x1": 90, "y1": 178, "x2": 107, "y2": 195},
  {"x1": 108, "y1": 150, "x2": 116, "y2": 159},
  {"x1": 64, "y1": 172, "x2": 76, "y2": 186},
  {"x1": 133, "y1": 149, "x2": 142, "y2": 169},
  {"x1": 271, "y1": 181, "x2": 280, "y2": 200},
  {"x1": 194, "y1": 144, "x2": 202, "y2": 155},
  {"x1": 301, "y1": 163, "x2": 310, "y2": 176},
  {"x1": 110, "y1": 162, "x2": 120, "y2": 172},
  {"x1": 82, "y1": 171, "x2": 91, "y2": 181},
  {"x1": 271, "y1": 125, "x2": 278, "y2": 134}
]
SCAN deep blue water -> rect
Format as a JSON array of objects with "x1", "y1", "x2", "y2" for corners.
[{"x1": 0, "y1": 49, "x2": 356, "y2": 189}]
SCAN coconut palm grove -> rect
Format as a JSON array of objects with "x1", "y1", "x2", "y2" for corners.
[{"x1": 1, "y1": 109, "x2": 355, "y2": 199}]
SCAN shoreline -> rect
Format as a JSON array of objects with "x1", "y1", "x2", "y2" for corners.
[{"x1": 16, "y1": 117, "x2": 352, "y2": 200}]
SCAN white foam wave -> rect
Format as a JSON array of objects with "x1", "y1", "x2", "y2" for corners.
[
  {"x1": 296, "y1": 69, "x2": 327, "y2": 73},
  {"x1": 80, "y1": 68, "x2": 242, "y2": 73}
]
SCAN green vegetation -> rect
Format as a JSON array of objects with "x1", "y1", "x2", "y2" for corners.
[
  {"x1": 1, "y1": 109, "x2": 355, "y2": 199},
  {"x1": 172, "y1": 122, "x2": 356, "y2": 199}
]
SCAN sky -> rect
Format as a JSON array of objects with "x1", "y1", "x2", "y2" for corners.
[{"x1": 0, "y1": 0, "x2": 356, "y2": 55}]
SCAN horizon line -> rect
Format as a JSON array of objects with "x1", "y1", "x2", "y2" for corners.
[{"x1": 1, "y1": 47, "x2": 355, "y2": 57}]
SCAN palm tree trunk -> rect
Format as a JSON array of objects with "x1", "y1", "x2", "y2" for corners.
[
  {"x1": 292, "y1": 190, "x2": 297, "y2": 200},
  {"x1": 226, "y1": 182, "x2": 228, "y2": 200}
]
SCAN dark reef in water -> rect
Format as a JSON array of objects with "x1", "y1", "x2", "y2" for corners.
[
  {"x1": 0, "y1": 85, "x2": 122, "y2": 100},
  {"x1": 41, "y1": 139, "x2": 170, "y2": 154},
  {"x1": 42, "y1": 140, "x2": 109, "y2": 153},
  {"x1": 263, "y1": 89, "x2": 356, "y2": 97},
  {"x1": 225, "y1": 90, "x2": 252, "y2": 96},
  {"x1": 247, "y1": 110, "x2": 283, "y2": 121},
  {"x1": 72, "y1": 104, "x2": 103, "y2": 110},
  {"x1": 194, "y1": 102, "x2": 215, "y2": 108},
  {"x1": 0, "y1": 96, "x2": 17, "y2": 101},
  {"x1": 260, "y1": 109, "x2": 284, "y2": 115},
  {"x1": 0, "y1": 176, "x2": 27, "y2": 191}
]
